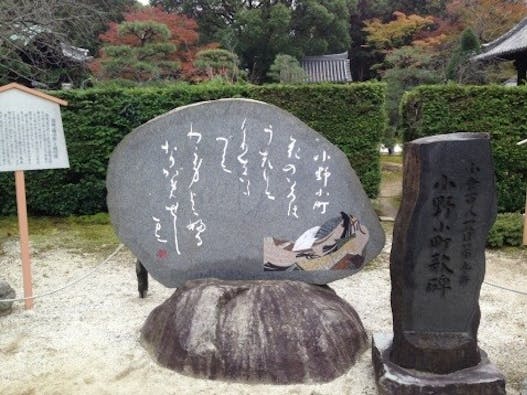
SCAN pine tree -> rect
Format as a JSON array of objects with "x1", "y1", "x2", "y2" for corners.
[{"x1": 446, "y1": 28, "x2": 483, "y2": 83}]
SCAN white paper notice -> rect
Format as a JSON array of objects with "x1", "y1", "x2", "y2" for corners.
[{"x1": 0, "y1": 89, "x2": 69, "y2": 172}]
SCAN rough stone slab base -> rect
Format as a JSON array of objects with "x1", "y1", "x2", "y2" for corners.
[
  {"x1": 141, "y1": 279, "x2": 368, "y2": 384},
  {"x1": 372, "y1": 333, "x2": 506, "y2": 395}
]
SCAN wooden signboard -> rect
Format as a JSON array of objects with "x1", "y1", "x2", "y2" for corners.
[{"x1": 0, "y1": 83, "x2": 69, "y2": 309}]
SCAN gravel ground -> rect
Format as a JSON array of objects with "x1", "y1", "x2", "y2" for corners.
[{"x1": 0, "y1": 234, "x2": 526, "y2": 395}]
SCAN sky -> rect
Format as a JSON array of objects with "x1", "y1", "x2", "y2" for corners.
[{"x1": 137, "y1": 0, "x2": 149, "y2": 5}]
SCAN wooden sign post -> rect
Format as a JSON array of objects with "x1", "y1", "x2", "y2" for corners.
[
  {"x1": 524, "y1": 187, "x2": 527, "y2": 246},
  {"x1": 0, "y1": 83, "x2": 69, "y2": 309},
  {"x1": 519, "y1": 138, "x2": 527, "y2": 246}
]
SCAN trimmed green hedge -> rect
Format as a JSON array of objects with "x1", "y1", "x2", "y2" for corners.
[
  {"x1": 487, "y1": 213, "x2": 524, "y2": 248},
  {"x1": 401, "y1": 85, "x2": 527, "y2": 213},
  {"x1": 0, "y1": 82, "x2": 386, "y2": 215}
]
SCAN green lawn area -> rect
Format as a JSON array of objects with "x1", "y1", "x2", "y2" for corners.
[
  {"x1": 380, "y1": 154, "x2": 403, "y2": 165},
  {"x1": 0, "y1": 214, "x2": 119, "y2": 256}
]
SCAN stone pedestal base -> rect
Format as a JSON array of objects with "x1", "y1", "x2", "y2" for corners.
[
  {"x1": 372, "y1": 333, "x2": 506, "y2": 395},
  {"x1": 141, "y1": 279, "x2": 368, "y2": 384}
]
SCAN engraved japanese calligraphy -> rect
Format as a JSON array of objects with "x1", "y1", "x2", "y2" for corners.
[
  {"x1": 426, "y1": 175, "x2": 456, "y2": 296},
  {"x1": 107, "y1": 99, "x2": 385, "y2": 287}
]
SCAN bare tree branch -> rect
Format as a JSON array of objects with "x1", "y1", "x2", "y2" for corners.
[{"x1": 0, "y1": 0, "x2": 135, "y2": 87}]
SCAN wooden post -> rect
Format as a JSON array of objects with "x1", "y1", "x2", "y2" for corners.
[
  {"x1": 519, "y1": 139, "x2": 527, "y2": 246},
  {"x1": 14, "y1": 170, "x2": 33, "y2": 309},
  {"x1": 524, "y1": 187, "x2": 527, "y2": 246},
  {"x1": 1, "y1": 84, "x2": 70, "y2": 311}
]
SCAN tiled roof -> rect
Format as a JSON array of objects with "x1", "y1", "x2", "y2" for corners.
[
  {"x1": 10, "y1": 24, "x2": 92, "y2": 63},
  {"x1": 472, "y1": 16, "x2": 527, "y2": 61},
  {"x1": 301, "y1": 52, "x2": 352, "y2": 82},
  {"x1": 60, "y1": 43, "x2": 92, "y2": 63}
]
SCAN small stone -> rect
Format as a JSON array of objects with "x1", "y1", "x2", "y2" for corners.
[
  {"x1": 140, "y1": 278, "x2": 367, "y2": 384},
  {"x1": 83, "y1": 376, "x2": 95, "y2": 385},
  {"x1": 0, "y1": 279, "x2": 16, "y2": 316}
]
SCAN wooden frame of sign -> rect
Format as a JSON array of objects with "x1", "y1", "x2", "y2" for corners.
[
  {"x1": 519, "y1": 138, "x2": 527, "y2": 246},
  {"x1": 0, "y1": 83, "x2": 69, "y2": 309}
]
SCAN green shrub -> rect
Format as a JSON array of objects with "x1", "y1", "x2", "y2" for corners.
[
  {"x1": 68, "y1": 213, "x2": 111, "y2": 225},
  {"x1": 400, "y1": 85, "x2": 527, "y2": 213},
  {"x1": 0, "y1": 82, "x2": 386, "y2": 215},
  {"x1": 487, "y1": 213, "x2": 524, "y2": 248},
  {"x1": 268, "y1": 54, "x2": 306, "y2": 83}
]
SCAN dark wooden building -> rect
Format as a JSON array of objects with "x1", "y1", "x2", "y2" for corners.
[{"x1": 472, "y1": 16, "x2": 527, "y2": 84}]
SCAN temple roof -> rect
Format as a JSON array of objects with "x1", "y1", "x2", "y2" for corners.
[
  {"x1": 10, "y1": 24, "x2": 92, "y2": 63},
  {"x1": 472, "y1": 16, "x2": 527, "y2": 61},
  {"x1": 300, "y1": 52, "x2": 352, "y2": 83}
]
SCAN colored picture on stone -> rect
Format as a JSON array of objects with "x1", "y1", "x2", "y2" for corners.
[{"x1": 263, "y1": 212, "x2": 369, "y2": 271}]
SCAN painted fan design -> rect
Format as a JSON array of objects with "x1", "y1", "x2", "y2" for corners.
[{"x1": 263, "y1": 212, "x2": 369, "y2": 271}]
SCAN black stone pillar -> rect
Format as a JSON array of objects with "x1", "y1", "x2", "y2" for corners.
[
  {"x1": 515, "y1": 58, "x2": 527, "y2": 85},
  {"x1": 372, "y1": 132, "x2": 506, "y2": 395},
  {"x1": 390, "y1": 132, "x2": 496, "y2": 373}
]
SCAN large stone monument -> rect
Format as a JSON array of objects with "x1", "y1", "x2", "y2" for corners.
[
  {"x1": 372, "y1": 133, "x2": 506, "y2": 394},
  {"x1": 107, "y1": 98, "x2": 385, "y2": 383},
  {"x1": 107, "y1": 99, "x2": 384, "y2": 286}
]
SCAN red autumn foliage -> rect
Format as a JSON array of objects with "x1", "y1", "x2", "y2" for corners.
[
  {"x1": 411, "y1": 16, "x2": 461, "y2": 49},
  {"x1": 93, "y1": 7, "x2": 211, "y2": 80},
  {"x1": 100, "y1": 7, "x2": 199, "y2": 48}
]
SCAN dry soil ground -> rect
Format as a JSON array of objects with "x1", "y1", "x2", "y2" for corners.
[
  {"x1": 0, "y1": 227, "x2": 526, "y2": 395},
  {"x1": 1, "y1": 155, "x2": 525, "y2": 394}
]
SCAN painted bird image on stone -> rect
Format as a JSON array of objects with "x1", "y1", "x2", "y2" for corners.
[{"x1": 263, "y1": 212, "x2": 369, "y2": 271}]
